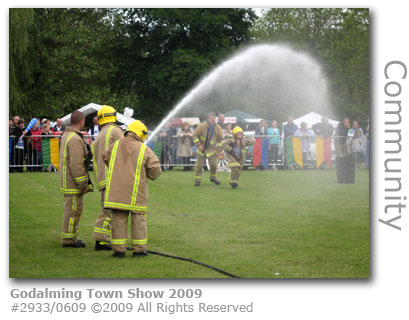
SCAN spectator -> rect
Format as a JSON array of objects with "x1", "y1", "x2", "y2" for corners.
[
  {"x1": 294, "y1": 122, "x2": 315, "y2": 168},
  {"x1": 223, "y1": 123, "x2": 233, "y2": 138},
  {"x1": 268, "y1": 120, "x2": 280, "y2": 164},
  {"x1": 41, "y1": 118, "x2": 52, "y2": 130},
  {"x1": 335, "y1": 117, "x2": 355, "y2": 183},
  {"x1": 11, "y1": 120, "x2": 26, "y2": 172},
  {"x1": 9, "y1": 119, "x2": 13, "y2": 135},
  {"x1": 158, "y1": 121, "x2": 177, "y2": 170},
  {"x1": 254, "y1": 120, "x2": 269, "y2": 170},
  {"x1": 52, "y1": 118, "x2": 65, "y2": 134},
  {"x1": 334, "y1": 117, "x2": 350, "y2": 157},
  {"x1": 348, "y1": 120, "x2": 364, "y2": 137},
  {"x1": 312, "y1": 116, "x2": 334, "y2": 169},
  {"x1": 283, "y1": 116, "x2": 299, "y2": 139},
  {"x1": 88, "y1": 116, "x2": 100, "y2": 141},
  {"x1": 177, "y1": 122, "x2": 194, "y2": 171},
  {"x1": 365, "y1": 125, "x2": 370, "y2": 169},
  {"x1": 42, "y1": 122, "x2": 55, "y2": 171},
  {"x1": 27, "y1": 119, "x2": 43, "y2": 172},
  {"x1": 42, "y1": 121, "x2": 54, "y2": 136},
  {"x1": 41, "y1": 118, "x2": 47, "y2": 128},
  {"x1": 255, "y1": 120, "x2": 268, "y2": 136},
  {"x1": 349, "y1": 129, "x2": 366, "y2": 169},
  {"x1": 12, "y1": 115, "x2": 20, "y2": 130},
  {"x1": 217, "y1": 113, "x2": 225, "y2": 128},
  {"x1": 312, "y1": 115, "x2": 334, "y2": 137}
]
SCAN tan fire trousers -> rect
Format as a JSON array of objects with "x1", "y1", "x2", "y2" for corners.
[
  {"x1": 111, "y1": 210, "x2": 147, "y2": 253},
  {"x1": 229, "y1": 166, "x2": 242, "y2": 184},
  {"x1": 93, "y1": 189, "x2": 112, "y2": 243},
  {"x1": 194, "y1": 152, "x2": 218, "y2": 182},
  {"x1": 61, "y1": 194, "x2": 84, "y2": 245}
]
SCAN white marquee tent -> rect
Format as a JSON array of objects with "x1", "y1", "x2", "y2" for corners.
[
  {"x1": 282, "y1": 112, "x2": 339, "y2": 129},
  {"x1": 61, "y1": 103, "x2": 136, "y2": 127}
]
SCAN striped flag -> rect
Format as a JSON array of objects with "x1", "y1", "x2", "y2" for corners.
[
  {"x1": 253, "y1": 138, "x2": 269, "y2": 169},
  {"x1": 316, "y1": 137, "x2": 332, "y2": 168},
  {"x1": 146, "y1": 141, "x2": 163, "y2": 159},
  {"x1": 285, "y1": 137, "x2": 303, "y2": 168},
  {"x1": 42, "y1": 137, "x2": 60, "y2": 171}
]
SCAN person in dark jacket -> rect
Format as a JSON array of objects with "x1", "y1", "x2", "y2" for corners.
[
  {"x1": 283, "y1": 116, "x2": 299, "y2": 139},
  {"x1": 255, "y1": 120, "x2": 268, "y2": 136},
  {"x1": 52, "y1": 118, "x2": 65, "y2": 134},
  {"x1": 11, "y1": 120, "x2": 26, "y2": 172},
  {"x1": 312, "y1": 116, "x2": 334, "y2": 137},
  {"x1": 335, "y1": 117, "x2": 355, "y2": 183}
]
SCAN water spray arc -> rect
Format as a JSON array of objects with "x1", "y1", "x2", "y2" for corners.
[
  {"x1": 147, "y1": 43, "x2": 332, "y2": 143},
  {"x1": 145, "y1": 44, "x2": 333, "y2": 277}
]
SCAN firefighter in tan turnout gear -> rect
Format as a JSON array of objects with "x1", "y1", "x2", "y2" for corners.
[
  {"x1": 91, "y1": 105, "x2": 124, "y2": 251},
  {"x1": 221, "y1": 126, "x2": 255, "y2": 189},
  {"x1": 192, "y1": 112, "x2": 224, "y2": 186},
  {"x1": 59, "y1": 111, "x2": 93, "y2": 247},
  {"x1": 103, "y1": 120, "x2": 162, "y2": 258}
]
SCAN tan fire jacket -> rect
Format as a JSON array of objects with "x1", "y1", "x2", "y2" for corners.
[
  {"x1": 192, "y1": 122, "x2": 223, "y2": 157},
  {"x1": 222, "y1": 137, "x2": 256, "y2": 166},
  {"x1": 102, "y1": 132, "x2": 162, "y2": 212},
  {"x1": 91, "y1": 124, "x2": 124, "y2": 191},
  {"x1": 59, "y1": 126, "x2": 93, "y2": 195}
]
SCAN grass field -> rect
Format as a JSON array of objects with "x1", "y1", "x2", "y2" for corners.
[{"x1": 9, "y1": 168, "x2": 369, "y2": 279}]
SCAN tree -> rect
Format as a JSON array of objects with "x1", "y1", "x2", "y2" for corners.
[
  {"x1": 9, "y1": 8, "x2": 37, "y2": 117},
  {"x1": 114, "y1": 8, "x2": 257, "y2": 122},
  {"x1": 33, "y1": 8, "x2": 118, "y2": 117}
]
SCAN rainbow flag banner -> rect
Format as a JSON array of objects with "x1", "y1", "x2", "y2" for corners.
[
  {"x1": 316, "y1": 137, "x2": 332, "y2": 168},
  {"x1": 252, "y1": 138, "x2": 269, "y2": 169},
  {"x1": 42, "y1": 137, "x2": 60, "y2": 171},
  {"x1": 285, "y1": 137, "x2": 303, "y2": 168}
]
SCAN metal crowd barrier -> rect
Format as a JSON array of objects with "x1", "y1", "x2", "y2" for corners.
[
  {"x1": 9, "y1": 135, "x2": 62, "y2": 172},
  {"x1": 152, "y1": 134, "x2": 368, "y2": 171},
  {"x1": 9, "y1": 134, "x2": 368, "y2": 172}
]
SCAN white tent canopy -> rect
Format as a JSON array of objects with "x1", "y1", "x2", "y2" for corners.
[
  {"x1": 61, "y1": 103, "x2": 136, "y2": 127},
  {"x1": 282, "y1": 112, "x2": 339, "y2": 129}
]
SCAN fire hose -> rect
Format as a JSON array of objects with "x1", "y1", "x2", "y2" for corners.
[{"x1": 146, "y1": 250, "x2": 241, "y2": 278}]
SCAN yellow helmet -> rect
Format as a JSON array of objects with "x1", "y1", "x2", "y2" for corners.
[
  {"x1": 232, "y1": 126, "x2": 243, "y2": 136},
  {"x1": 126, "y1": 120, "x2": 148, "y2": 141},
  {"x1": 97, "y1": 105, "x2": 117, "y2": 125}
]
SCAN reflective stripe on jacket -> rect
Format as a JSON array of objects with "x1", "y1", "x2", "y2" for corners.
[
  {"x1": 59, "y1": 127, "x2": 93, "y2": 195},
  {"x1": 222, "y1": 137, "x2": 256, "y2": 166},
  {"x1": 192, "y1": 122, "x2": 223, "y2": 156},
  {"x1": 103, "y1": 133, "x2": 162, "y2": 212},
  {"x1": 91, "y1": 124, "x2": 124, "y2": 191}
]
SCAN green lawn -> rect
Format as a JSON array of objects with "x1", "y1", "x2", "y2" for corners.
[{"x1": 9, "y1": 168, "x2": 369, "y2": 278}]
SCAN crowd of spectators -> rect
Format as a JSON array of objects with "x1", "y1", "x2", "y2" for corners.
[
  {"x1": 9, "y1": 115, "x2": 66, "y2": 172},
  {"x1": 9, "y1": 112, "x2": 369, "y2": 172}
]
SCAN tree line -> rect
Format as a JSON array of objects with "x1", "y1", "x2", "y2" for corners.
[{"x1": 9, "y1": 8, "x2": 369, "y2": 126}]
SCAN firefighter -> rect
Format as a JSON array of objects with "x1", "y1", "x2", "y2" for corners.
[
  {"x1": 59, "y1": 111, "x2": 93, "y2": 247},
  {"x1": 103, "y1": 120, "x2": 162, "y2": 258},
  {"x1": 91, "y1": 105, "x2": 124, "y2": 251},
  {"x1": 192, "y1": 111, "x2": 224, "y2": 186},
  {"x1": 221, "y1": 126, "x2": 255, "y2": 189}
]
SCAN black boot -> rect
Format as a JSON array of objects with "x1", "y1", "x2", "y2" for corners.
[
  {"x1": 63, "y1": 240, "x2": 86, "y2": 248},
  {"x1": 112, "y1": 251, "x2": 126, "y2": 258},
  {"x1": 194, "y1": 181, "x2": 201, "y2": 186},
  {"x1": 230, "y1": 182, "x2": 238, "y2": 189},
  {"x1": 132, "y1": 250, "x2": 148, "y2": 257},
  {"x1": 210, "y1": 178, "x2": 221, "y2": 185},
  {"x1": 95, "y1": 241, "x2": 112, "y2": 251}
]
